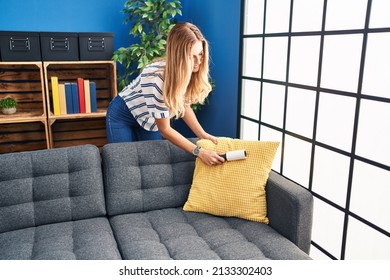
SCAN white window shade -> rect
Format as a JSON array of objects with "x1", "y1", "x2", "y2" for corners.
[
  {"x1": 321, "y1": 34, "x2": 363, "y2": 93},
  {"x1": 286, "y1": 87, "x2": 316, "y2": 138},
  {"x1": 312, "y1": 146, "x2": 350, "y2": 207},
  {"x1": 362, "y1": 33, "x2": 390, "y2": 99},
  {"x1": 261, "y1": 83, "x2": 285, "y2": 128},
  {"x1": 283, "y1": 135, "x2": 311, "y2": 187},
  {"x1": 242, "y1": 38, "x2": 262, "y2": 78},
  {"x1": 350, "y1": 160, "x2": 390, "y2": 231},
  {"x1": 356, "y1": 99, "x2": 390, "y2": 166},
  {"x1": 369, "y1": 0, "x2": 390, "y2": 28},
  {"x1": 264, "y1": 0, "x2": 291, "y2": 34},
  {"x1": 345, "y1": 217, "x2": 390, "y2": 259},
  {"x1": 292, "y1": 0, "x2": 324, "y2": 32},
  {"x1": 263, "y1": 37, "x2": 288, "y2": 82},
  {"x1": 289, "y1": 36, "x2": 321, "y2": 87},
  {"x1": 241, "y1": 79, "x2": 261, "y2": 121},
  {"x1": 244, "y1": 0, "x2": 264, "y2": 35},
  {"x1": 240, "y1": 119, "x2": 259, "y2": 140},
  {"x1": 316, "y1": 92, "x2": 356, "y2": 152},
  {"x1": 325, "y1": 0, "x2": 367, "y2": 31},
  {"x1": 260, "y1": 125, "x2": 283, "y2": 172},
  {"x1": 312, "y1": 198, "x2": 344, "y2": 258}
]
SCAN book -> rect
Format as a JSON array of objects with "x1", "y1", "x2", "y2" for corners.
[
  {"x1": 50, "y1": 76, "x2": 60, "y2": 116},
  {"x1": 71, "y1": 82, "x2": 80, "y2": 114},
  {"x1": 77, "y1": 77, "x2": 86, "y2": 113},
  {"x1": 64, "y1": 83, "x2": 74, "y2": 114},
  {"x1": 58, "y1": 83, "x2": 67, "y2": 115},
  {"x1": 89, "y1": 81, "x2": 97, "y2": 113},
  {"x1": 84, "y1": 79, "x2": 91, "y2": 113}
]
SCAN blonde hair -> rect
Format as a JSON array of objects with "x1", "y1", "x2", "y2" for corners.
[{"x1": 163, "y1": 22, "x2": 212, "y2": 118}]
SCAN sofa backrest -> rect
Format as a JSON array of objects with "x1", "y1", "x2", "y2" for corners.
[
  {"x1": 0, "y1": 145, "x2": 106, "y2": 233},
  {"x1": 102, "y1": 140, "x2": 195, "y2": 216}
]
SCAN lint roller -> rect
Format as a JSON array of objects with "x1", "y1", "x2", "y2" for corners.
[{"x1": 221, "y1": 150, "x2": 247, "y2": 161}]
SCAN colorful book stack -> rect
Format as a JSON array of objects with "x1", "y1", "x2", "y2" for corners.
[{"x1": 50, "y1": 76, "x2": 98, "y2": 115}]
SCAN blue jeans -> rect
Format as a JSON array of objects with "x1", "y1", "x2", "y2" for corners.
[{"x1": 106, "y1": 95, "x2": 162, "y2": 143}]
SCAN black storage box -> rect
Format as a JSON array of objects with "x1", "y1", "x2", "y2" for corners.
[
  {"x1": 40, "y1": 32, "x2": 79, "y2": 61},
  {"x1": 0, "y1": 31, "x2": 41, "y2": 61},
  {"x1": 78, "y1": 32, "x2": 114, "y2": 61}
]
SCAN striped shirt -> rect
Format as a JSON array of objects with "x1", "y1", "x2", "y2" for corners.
[{"x1": 119, "y1": 61, "x2": 170, "y2": 131}]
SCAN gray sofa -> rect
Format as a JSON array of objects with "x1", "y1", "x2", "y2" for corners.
[{"x1": 0, "y1": 140, "x2": 313, "y2": 260}]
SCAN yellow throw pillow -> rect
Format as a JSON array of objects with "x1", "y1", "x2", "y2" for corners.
[{"x1": 183, "y1": 137, "x2": 279, "y2": 224}]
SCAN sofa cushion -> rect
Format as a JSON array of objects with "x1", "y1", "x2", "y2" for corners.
[
  {"x1": 109, "y1": 207, "x2": 311, "y2": 260},
  {"x1": 0, "y1": 217, "x2": 121, "y2": 260},
  {"x1": 0, "y1": 145, "x2": 106, "y2": 233},
  {"x1": 183, "y1": 138, "x2": 279, "y2": 223},
  {"x1": 102, "y1": 140, "x2": 195, "y2": 216}
]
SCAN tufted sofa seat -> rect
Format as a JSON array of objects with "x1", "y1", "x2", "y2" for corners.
[
  {"x1": 0, "y1": 145, "x2": 121, "y2": 259},
  {"x1": 0, "y1": 140, "x2": 313, "y2": 260},
  {"x1": 102, "y1": 140, "x2": 313, "y2": 260}
]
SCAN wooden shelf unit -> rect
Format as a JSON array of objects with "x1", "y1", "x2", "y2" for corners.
[
  {"x1": 43, "y1": 60, "x2": 117, "y2": 149},
  {"x1": 0, "y1": 62, "x2": 49, "y2": 153},
  {"x1": 50, "y1": 118, "x2": 107, "y2": 150},
  {"x1": 0, "y1": 60, "x2": 117, "y2": 154}
]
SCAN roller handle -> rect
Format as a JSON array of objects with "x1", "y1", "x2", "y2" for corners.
[{"x1": 221, "y1": 150, "x2": 247, "y2": 161}]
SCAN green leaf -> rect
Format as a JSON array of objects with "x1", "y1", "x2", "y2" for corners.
[{"x1": 113, "y1": 0, "x2": 184, "y2": 90}]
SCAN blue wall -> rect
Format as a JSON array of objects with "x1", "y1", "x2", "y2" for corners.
[
  {"x1": 0, "y1": 0, "x2": 241, "y2": 138},
  {"x1": 175, "y1": 0, "x2": 241, "y2": 138},
  {"x1": 0, "y1": 0, "x2": 133, "y2": 60}
]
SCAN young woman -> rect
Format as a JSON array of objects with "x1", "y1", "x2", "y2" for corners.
[{"x1": 106, "y1": 22, "x2": 224, "y2": 166}]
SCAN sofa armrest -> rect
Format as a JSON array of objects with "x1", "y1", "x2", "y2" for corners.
[{"x1": 266, "y1": 171, "x2": 313, "y2": 254}]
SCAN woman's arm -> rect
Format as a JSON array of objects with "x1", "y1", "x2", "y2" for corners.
[
  {"x1": 182, "y1": 105, "x2": 218, "y2": 144},
  {"x1": 155, "y1": 117, "x2": 224, "y2": 166}
]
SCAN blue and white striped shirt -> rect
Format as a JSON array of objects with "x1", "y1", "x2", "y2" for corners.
[{"x1": 119, "y1": 61, "x2": 170, "y2": 131}]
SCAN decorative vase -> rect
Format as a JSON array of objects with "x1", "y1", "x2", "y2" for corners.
[{"x1": 1, "y1": 107, "x2": 17, "y2": 115}]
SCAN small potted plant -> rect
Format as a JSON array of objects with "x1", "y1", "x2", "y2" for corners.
[{"x1": 0, "y1": 97, "x2": 18, "y2": 115}]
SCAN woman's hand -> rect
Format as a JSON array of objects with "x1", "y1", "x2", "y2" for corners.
[
  {"x1": 198, "y1": 148, "x2": 225, "y2": 166},
  {"x1": 198, "y1": 133, "x2": 223, "y2": 166},
  {"x1": 201, "y1": 132, "x2": 218, "y2": 145},
  {"x1": 181, "y1": 106, "x2": 219, "y2": 145}
]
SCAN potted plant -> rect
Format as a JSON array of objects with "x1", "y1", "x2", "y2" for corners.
[
  {"x1": 0, "y1": 97, "x2": 18, "y2": 115},
  {"x1": 112, "y1": 0, "x2": 182, "y2": 91},
  {"x1": 112, "y1": 0, "x2": 214, "y2": 111}
]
